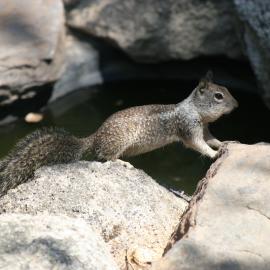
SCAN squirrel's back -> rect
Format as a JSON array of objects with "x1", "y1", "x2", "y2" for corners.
[
  {"x1": 0, "y1": 128, "x2": 84, "y2": 195},
  {"x1": 93, "y1": 104, "x2": 178, "y2": 159}
]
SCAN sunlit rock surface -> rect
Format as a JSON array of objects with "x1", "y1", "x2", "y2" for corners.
[
  {"x1": 0, "y1": 160, "x2": 187, "y2": 269},
  {"x1": 0, "y1": 214, "x2": 119, "y2": 270},
  {"x1": 153, "y1": 143, "x2": 270, "y2": 270}
]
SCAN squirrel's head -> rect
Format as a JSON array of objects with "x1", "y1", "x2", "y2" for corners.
[{"x1": 192, "y1": 71, "x2": 238, "y2": 123}]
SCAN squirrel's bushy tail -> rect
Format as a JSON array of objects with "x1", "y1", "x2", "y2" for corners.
[{"x1": 0, "y1": 127, "x2": 92, "y2": 196}]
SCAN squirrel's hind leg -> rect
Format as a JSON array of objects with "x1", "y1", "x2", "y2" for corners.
[{"x1": 95, "y1": 142, "x2": 128, "y2": 161}]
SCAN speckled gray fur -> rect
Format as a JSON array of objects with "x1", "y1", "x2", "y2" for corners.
[{"x1": 0, "y1": 71, "x2": 238, "y2": 195}]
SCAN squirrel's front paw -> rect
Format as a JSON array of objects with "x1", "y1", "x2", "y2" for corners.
[{"x1": 208, "y1": 149, "x2": 218, "y2": 159}]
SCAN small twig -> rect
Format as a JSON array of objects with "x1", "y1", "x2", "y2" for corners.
[
  {"x1": 125, "y1": 249, "x2": 135, "y2": 270},
  {"x1": 170, "y1": 189, "x2": 191, "y2": 202}
]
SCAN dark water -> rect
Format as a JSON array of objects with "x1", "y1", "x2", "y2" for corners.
[{"x1": 0, "y1": 80, "x2": 270, "y2": 194}]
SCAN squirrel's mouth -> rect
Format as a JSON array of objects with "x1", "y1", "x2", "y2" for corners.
[
  {"x1": 224, "y1": 106, "x2": 237, "y2": 116},
  {"x1": 224, "y1": 110, "x2": 232, "y2": 115}
]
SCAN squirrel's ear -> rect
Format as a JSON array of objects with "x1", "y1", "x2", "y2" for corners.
[
  {"x1": 198, "y1": 78, "x2": 207, "y2": 91},
  {"x1": 204, "y1": 70, "x2": 213, "y2": 82},
  {"x1": 198, "y1": 70, "x2": 213, "y2": 91}
]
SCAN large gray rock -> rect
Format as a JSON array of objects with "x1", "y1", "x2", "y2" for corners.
[
  {"x1": 0, "y1": 214, "x2": 119, "y2": 270},
  {"x1": 67, "y1": 0, "x2": 241, "y2": 62},
  {"x1": 153, "y1": 143, "x2": 270, "y2": 270},
  {"x1": 233, "y1": 0, "x2": 270, "y2": 108},
  {"x1": 0, "y1": 0, "x2": 65, "y2": 106},
  {"x1": 50, "y1": 33, "x2": 102, "y2": 102},
  {"x1": 0, "y1": 160, "x2": 187, "y2": 269}
]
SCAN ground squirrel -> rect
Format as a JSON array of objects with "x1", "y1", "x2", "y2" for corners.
[{"x1": 0, "y1": 71, "x2": 238, "y2": 195}]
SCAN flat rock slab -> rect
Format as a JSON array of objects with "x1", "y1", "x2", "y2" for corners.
[
  {"x1": 0, "y1": 214, "x2": 119, "y2": 270},
  {"x1": 154, "y1": 143, "x2": 270, "y2": 270},
  {"x1": 0, "y1": 160, "x2": 187, "y2": 269},
  {"x1": 0, "y1": 0, "x2": 65, "y2": 105}
]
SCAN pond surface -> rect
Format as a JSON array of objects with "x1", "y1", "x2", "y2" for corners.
[{"x1": 0, "y1": 80, "x2": 270, "y2": 194}]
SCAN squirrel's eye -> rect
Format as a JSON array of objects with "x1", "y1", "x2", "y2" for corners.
[{"x1": 214, "y1": 92, "x2": 224, "y2": 101}]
